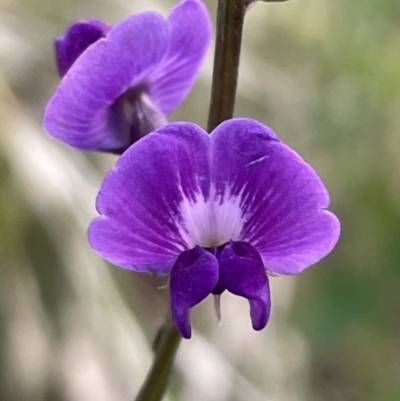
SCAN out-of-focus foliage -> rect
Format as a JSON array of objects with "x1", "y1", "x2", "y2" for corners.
[{"x1": 1, "y1": 0, "x2": 399, "y2": 400}]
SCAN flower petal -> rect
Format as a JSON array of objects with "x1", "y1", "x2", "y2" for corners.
[
  {"x1": 55, "y1": 19, "x2": 110, "y2": 77},
  {"x1": 218, "y1": 241, "x2": 271, "y2": 330},
  {"x1": 88, "y1": 122, "x2": 210, "y2": 274},
  {"x1": 44, "y1": 12, "x2": 168, "y2": 150},
  {"x1": 148, "y1": 0, "x2": 212, "y2": 114},
  {"x1": 170, "y1": 246, "x2": 219, "y2": 338},
  {"x1": 210, "y1": 118, "x2": 340, "y2": 275}
]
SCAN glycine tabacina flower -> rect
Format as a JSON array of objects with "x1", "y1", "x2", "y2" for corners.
[
  {"x1": 43, "y1": 0, "x2": 211, "y2": 153},
  {"x1": 88, "y1": 118, "x2": 340, "y2": 338}
]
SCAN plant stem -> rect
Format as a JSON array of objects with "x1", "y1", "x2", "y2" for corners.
[
  {"x1": 135, "y1": 319, "x2": 181, "y2": 401},
  {"x1": 207, "y1": 0, "x2": 246, "y2": 132}
]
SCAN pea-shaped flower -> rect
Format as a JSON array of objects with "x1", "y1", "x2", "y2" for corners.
[
  {"x1": 44, "y1": 0, "x2": 211, "y2": 153},
  {"x1": 88, "y1": 118, "x2": 340, "y2": 338}
]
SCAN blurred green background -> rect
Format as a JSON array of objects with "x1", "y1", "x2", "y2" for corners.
[{"x1": 1, "y1": 0, "x2": 400, "y2": 400}]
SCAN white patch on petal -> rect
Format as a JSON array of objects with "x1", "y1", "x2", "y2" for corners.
[
  {"x1": 177, "y1": 186, "x2": 244, "y2": 248},
  {"x1": 246, "y1": 155, "x2": 269, "y2": 167}
]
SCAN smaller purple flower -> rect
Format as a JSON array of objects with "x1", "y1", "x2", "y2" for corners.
[
  {"x1": 88, "y1": 118, "x2": 340, "y2": 338},
  {"x1": 44, "y1": 0, "x2": 212, "y2": 153},
  {"x1": 55, "y1": 19, "x2": 110, "y2": 77}
]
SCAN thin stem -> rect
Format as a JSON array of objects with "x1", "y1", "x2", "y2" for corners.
[
  {"x1": 207, "y1": 0, "x2": 246, "y2": 132},
  {"x1": 135, "y1": 319, "x2": 181, "y2": 401}
]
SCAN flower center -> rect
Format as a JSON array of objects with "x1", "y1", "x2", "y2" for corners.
[
  {"x1": 108, "y1": 85, "x2": 168, "y2": 153},
  {"x1": 177, "y1": 186, "x2": 244, "y2": 249}
]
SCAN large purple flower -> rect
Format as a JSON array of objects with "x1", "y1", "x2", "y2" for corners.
[
  {"x1": 43, "y1": 0, "x2": 211, "y2": 153},
  {"x1": 88, "y1": 118, "x2": 340, "y2": 338}
]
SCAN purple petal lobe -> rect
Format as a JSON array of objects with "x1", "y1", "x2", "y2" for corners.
[
  {"x1": 218, "y1": 241, "x2": 271, "y2": 330},
  {"x1": 170, "y1": 246, "x2": 219, "y2": 338},
  {"x1": 148, "y1": 0, "x2": 212, "y2": 114},
  {"x1": 44, "y1": 12, "x2": 168, "y2": 151},
  {"x1": 88, "y1": 122, "x2": 210, "y2": 274},
  {"x1": 89, "y1": 118, "x2": 340, "y2": 276},
  {"x1": 210, "y1": 118, "x2": 340, "y2": 275},
  {"x1": 55, "y1": 19, "x2": 110, "y2": 77}
]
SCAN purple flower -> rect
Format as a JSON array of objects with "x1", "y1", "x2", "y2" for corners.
[
  {"x1": 43, "y1": 0, "x2": 212, "y2": 153},
  {"x1": 88, "y1": 118, "x2": 340, "y2": 338},
  {"x1": 54, "y1": 19, "x2": 110, "y2": 78}
]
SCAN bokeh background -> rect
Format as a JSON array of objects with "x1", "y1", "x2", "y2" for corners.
[{"x1": 1, "y1": 0, "x2": 400, "y2": 400}]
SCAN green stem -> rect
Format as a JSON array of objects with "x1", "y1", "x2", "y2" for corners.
[
  {"x1": 207, "y1": 0, "x2": 246, "y2": 132},
  {"x1": 134, "y1": 320, "x2": 181, "y2": 401}
]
